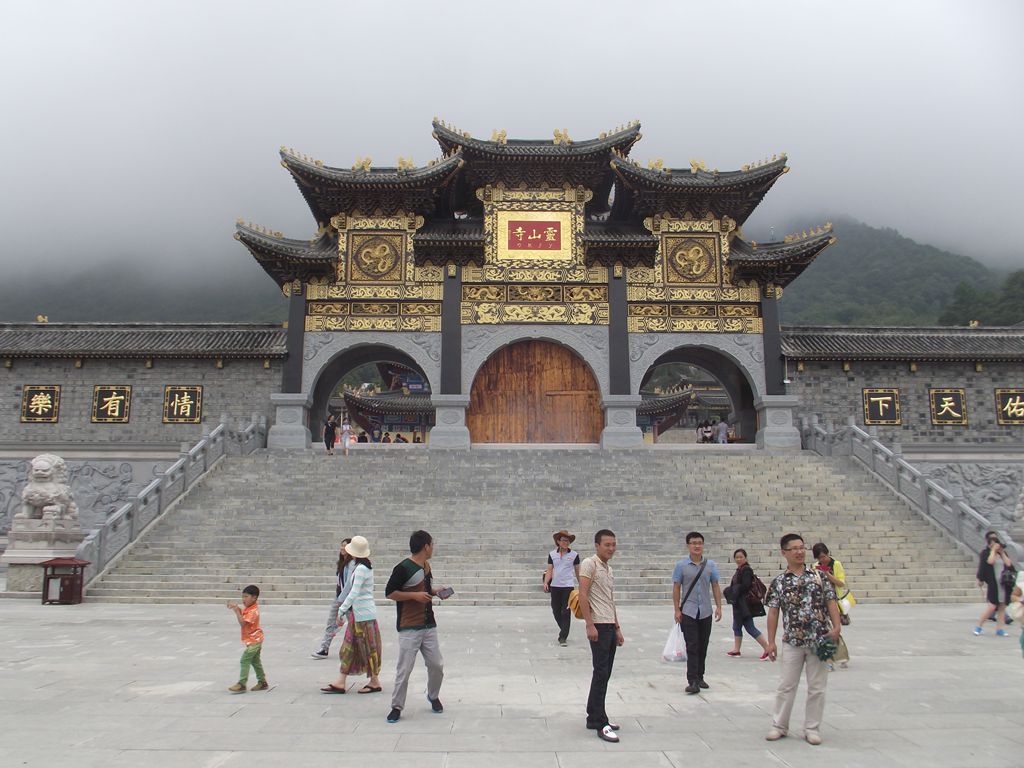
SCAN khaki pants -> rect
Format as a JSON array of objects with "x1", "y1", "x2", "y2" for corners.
[
  {"x1": 390, "y1": 628, "x2": 444, "y2": 710},
  {"x1": 773, "y1": 641, "x2": 828, "y2": 735}
]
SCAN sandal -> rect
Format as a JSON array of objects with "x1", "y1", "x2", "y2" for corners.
[
  {"x1": 320, "y1": 684, "x2": 347, "y2": 694},
  {"x1": 726, "y1": 650, "x2": 741, "y2": 657},
  {"x1": 357, "y1": 685, "x2": 383, "y2": 694}
]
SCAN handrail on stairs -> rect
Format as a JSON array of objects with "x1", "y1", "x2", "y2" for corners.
[
  {"x1": 76, "y1": 413, "x2": 267, "y2": 584},
  {"x1": 799, "y1": 415, "x2": 1023, "y2": 568}
]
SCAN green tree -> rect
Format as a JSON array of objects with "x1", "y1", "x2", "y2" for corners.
[
  {"x1": 938, "y1": 281, "x2": 990, "y2": 326},
  {"x1": 989, "y1": 270, "x2": 1024, "y2": 326}
]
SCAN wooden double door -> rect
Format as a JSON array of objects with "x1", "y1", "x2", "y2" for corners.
[{"x1": 467, "y1": 340, "x2": 602, "y2": 443}]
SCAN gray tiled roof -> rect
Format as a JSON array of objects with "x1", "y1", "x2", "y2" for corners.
[
  {"x1": 432, "y1": 120, "x2": 642, "y2": 158},
  {"x1": 781, "y1": 325, "x2": 1024, "y2": 361},
  {"x1": 0, "y1": 324, "x2": 287, "y2": 358}
]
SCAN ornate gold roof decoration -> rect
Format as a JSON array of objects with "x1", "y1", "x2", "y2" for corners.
[
  {"x1": 647, "y1": 158, "x2": 664, "y2": 171},
  {"x1": 741, "y1": 152, "x2": 787, "y2": 172},
  {"x1": 236, "y1": 219, "x2": 283, "y2": 238},
  {"x1": 599, "y1": 120, "x2": 641, "y2": 139},
  {"x1": 280, "y1": 146, "x2": 323, "y2": 167},
  {"x1": 689, "y1": 159, "x2": 707, "y2": 175},
  {"x1": 396, "y1": 156, "x2": 415, "y2": 172},
  {"x1": 490, "y1": 129, "x2": 507, "y2": 145},
  {"x1": 351, "y1": 157, "x2": 372, "y2": 172},
  {"x1": 553, "y1": 128, "x2": 572, "y2": 145},
  {"x1": 35, "y1": 315, "x2": 48, "y2": 323},
  {"x1": 782, "y1": 222, "x2": 832, "y2": 243}
]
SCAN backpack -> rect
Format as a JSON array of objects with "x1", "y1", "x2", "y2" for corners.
[
  {"x1": 746, "y1": 573, "x2": 767, "y2": 607},
  {"x1": 1000, "y1": 566, "x2": 1018, "y2": 592}
]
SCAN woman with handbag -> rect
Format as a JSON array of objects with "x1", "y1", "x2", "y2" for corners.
[
  {"x1": 725, "y1": 548, "x2": 770, "y2": 659},
  {"x1": 813, "y1": 543, "x2": 853, "y2": 668},
  {"x1": 975, "y1": 532, "x2": 1012, "y2": 636}
]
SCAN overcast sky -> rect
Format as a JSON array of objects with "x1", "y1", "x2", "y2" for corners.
[{"x1": 1, "y1": 0, "x2": 1021, "y2": 283}]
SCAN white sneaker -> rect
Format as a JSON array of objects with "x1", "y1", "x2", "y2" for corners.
[
  {"x1": 805, "y1": 731, "x2": 823, "y2": 746},
  {"x1": 597, "y1": 724, "x2": 619, "y2": 743},
  {"x1": 765, "y1": 727, "x2": 787, "y2": 741}
]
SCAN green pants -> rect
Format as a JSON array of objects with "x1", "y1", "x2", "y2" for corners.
[{"x1": 239, "y1": 642, "x2": 265, "y2": 684}]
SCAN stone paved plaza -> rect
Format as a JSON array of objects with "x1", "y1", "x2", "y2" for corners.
[{"x1": 1, "y1": 600, "x2": 1022, "y2": 768}]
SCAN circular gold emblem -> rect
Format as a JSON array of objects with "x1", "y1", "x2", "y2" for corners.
[
  {"x1": 356, "y1": 237, "x2": 399, "y2": 277},
  {"x1": 669, "y1": 239, "x2": 713, "y2": 282}
]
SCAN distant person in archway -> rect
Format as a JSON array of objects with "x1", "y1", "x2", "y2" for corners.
[
  {"x1": 358, "y1": 432, "x2": 369, "y2": 443},
  {"x1": 340, "y1": 418, "x2": 352, "y2": 457},
  {"x1": 381, "y1": 432, "x2": 392, "y2": 443},
  {"x1": 715, "y1": 419, "x2": 729, "y2": 444},
  {"x1": 394, "y1": 433, "x2": 409, "y2": 443},
  {"x1": 543, "y1": 530, "x2": 580, "y2": 646},
  {"x1": 323, "y1": 415, "x2": 338, "y2": 456}
]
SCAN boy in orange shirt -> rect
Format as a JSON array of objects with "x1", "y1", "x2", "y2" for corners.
[{"x1": 227, "y1": 585, "x2": 268, "y2": 692}]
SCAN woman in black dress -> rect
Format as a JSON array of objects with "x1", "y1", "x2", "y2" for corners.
[
  {"x1": 323, "y1": 414, "x2": 337, "y2": 456},
  {"x1": 975, "y1": 532, "x2": 1012, "y2": 636}
]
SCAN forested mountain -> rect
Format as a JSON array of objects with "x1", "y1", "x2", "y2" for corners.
[
  {"x1": 773, "y1": 217, "x2": 1004, "y2": 325},
  {"x1": 0, "y1": 217, "x2": 1018, "y2": 326}
]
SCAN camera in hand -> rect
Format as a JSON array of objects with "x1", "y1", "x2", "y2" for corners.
[{"x1": 436, "y1": 586, "x2": 455, "y2": 600}]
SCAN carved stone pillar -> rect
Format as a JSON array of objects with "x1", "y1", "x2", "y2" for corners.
[
  {"x1": 267, "y1": 393, "x2": 312, "y2": 450},
  {"x1": 601, "y1": 395, "x2": 644, "y2": 449},
  {"x1": 429, "y1": 395, "x2": 471, "y2": 449},
  {"x1": 754, "y1": 395, "x2": 802, "y2": 450}
]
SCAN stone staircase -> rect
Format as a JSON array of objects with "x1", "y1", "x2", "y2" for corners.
[{"x1": 87, "y1": 449, "x2": 979, "y2": 605}]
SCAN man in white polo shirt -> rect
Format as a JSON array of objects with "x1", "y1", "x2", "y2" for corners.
[{"x1": 579, "y1": 528, "x2": 624, "y2": 743}]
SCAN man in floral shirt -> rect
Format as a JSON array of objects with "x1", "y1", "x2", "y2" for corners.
[{"x1": 764, "y1": 533, "x2": 842, "y2": 746}]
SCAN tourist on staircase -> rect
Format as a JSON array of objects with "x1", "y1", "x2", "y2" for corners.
[
  {"x1": 312, "y1": 538, "x2": 354, "y2": 659},
  {"x1": 813, "y1": 543, "x2": 853, "y2": 667},
  {"x1": 975, "y1": 532, "x2": 1012, "y2": 636},
  {"x1": 725, "y1": 548, "x2": 770, "y2": 660},
  {"x1": 321, "y1": 536, "x2": 382, "y2": 695},
  {"x1": 543, "y1": 529, "x2": 581, "y2": 647},
  {"x1": 672, "y1": 531, "x2": 722, "y2": 695},
  {"x1": 340, "y1": 418, "x2": 352, "y2": 456}
]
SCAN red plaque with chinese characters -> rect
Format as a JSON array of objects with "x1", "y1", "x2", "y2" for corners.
[{"x1": 507, "y1": 220, "x2": 561, "y2": 251}]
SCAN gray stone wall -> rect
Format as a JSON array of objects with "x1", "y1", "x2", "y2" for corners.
[
  {"x1": 0, "y1": 455, "x2": 176, "y2": 536},
  {"x1": 1, "y1": 358, "x2": 281, "y2": 445},
  {"x1": 789, "y1": 359, "x2": 1024, "y2": 444}
]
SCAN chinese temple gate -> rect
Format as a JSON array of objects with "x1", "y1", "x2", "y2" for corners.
[{"x1": 235, "y1": 120, "x2": 834, "y2": 448}]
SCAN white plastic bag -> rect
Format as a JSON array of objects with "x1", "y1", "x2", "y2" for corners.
[{"x1": 662, "y1": 623, "x2": 687, "y2": 662}]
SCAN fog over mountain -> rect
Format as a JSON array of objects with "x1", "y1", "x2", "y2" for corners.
[{"x1": 1, "y1": 1, "x2": 1021, "y2": 284}]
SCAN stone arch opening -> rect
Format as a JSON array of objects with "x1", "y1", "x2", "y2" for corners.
[
  {"x1": 466, "y1": 339, "x2": 602, "y2": 443},
  {"x1": 639, "y1": 347, "x2": 757, "y2": 443},
  {"x1": 309, "y1": 344, "x2": 433, "y2": 443}
]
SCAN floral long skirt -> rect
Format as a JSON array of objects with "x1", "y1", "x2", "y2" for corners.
[{"x1": 339, "y1": 618, "x2": 382, "y2": 676}]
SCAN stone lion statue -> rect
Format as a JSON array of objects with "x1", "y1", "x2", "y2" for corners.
[{"x1": 16, "y1": 453, "x2": 79, "y2": 526}]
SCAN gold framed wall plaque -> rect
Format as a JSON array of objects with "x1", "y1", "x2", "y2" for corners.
[
  {"x1": 21, "y1": 385, "x2": 60, "y2": 423},
  {"x1": 995, "y1": 388, "x2": 1024, "y2": 425},
  {"x1": 495, "y1": 211, "x2": 573, "y2": 262},
  {"x1": 92, "y1": 385, "x2": 132, "y2": 424},
  {"x1": 862, "y1": 388, "x2": 901, "y2": 425},
  {"x1": 163, "y1": 386, "x2": 203, "y2": 424},
  {"x1": 928, "y1": 388, "x2": 967, "y2": 426}
]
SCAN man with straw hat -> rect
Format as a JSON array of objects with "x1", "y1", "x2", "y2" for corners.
[{"x1": 543, "y1": 529, "x2": 581, "y2": 646}]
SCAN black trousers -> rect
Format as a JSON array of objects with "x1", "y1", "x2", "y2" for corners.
[
  {"x1": 680, "y1": 614, "x2": 713, "y2": 684},
  {"x1": 549, "y1": 586, "x2": 573, "y2": 641},
  {"x1": 586, "y1": 623, "x2": 617, "y2": 728}
]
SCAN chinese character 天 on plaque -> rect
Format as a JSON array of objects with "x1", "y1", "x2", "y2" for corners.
[
  {"x1": 21, "y1": 385, "x2": 60, "y2": 423},
  {"x1": 928, "y1": 388, "x2": 967, "y2": 426},
  {"x1": 862, "y1": 388, "x2": 901, "y2": 425},
  {"x1": 92, "y1": 385, "x2": 132, "y2": 424},
  {"x1": 163, "y1": 385, "x2": 203, "y2": 424},
  {"x1": 995, "y1": 388, "x2": 1024, "y2": 425}
]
